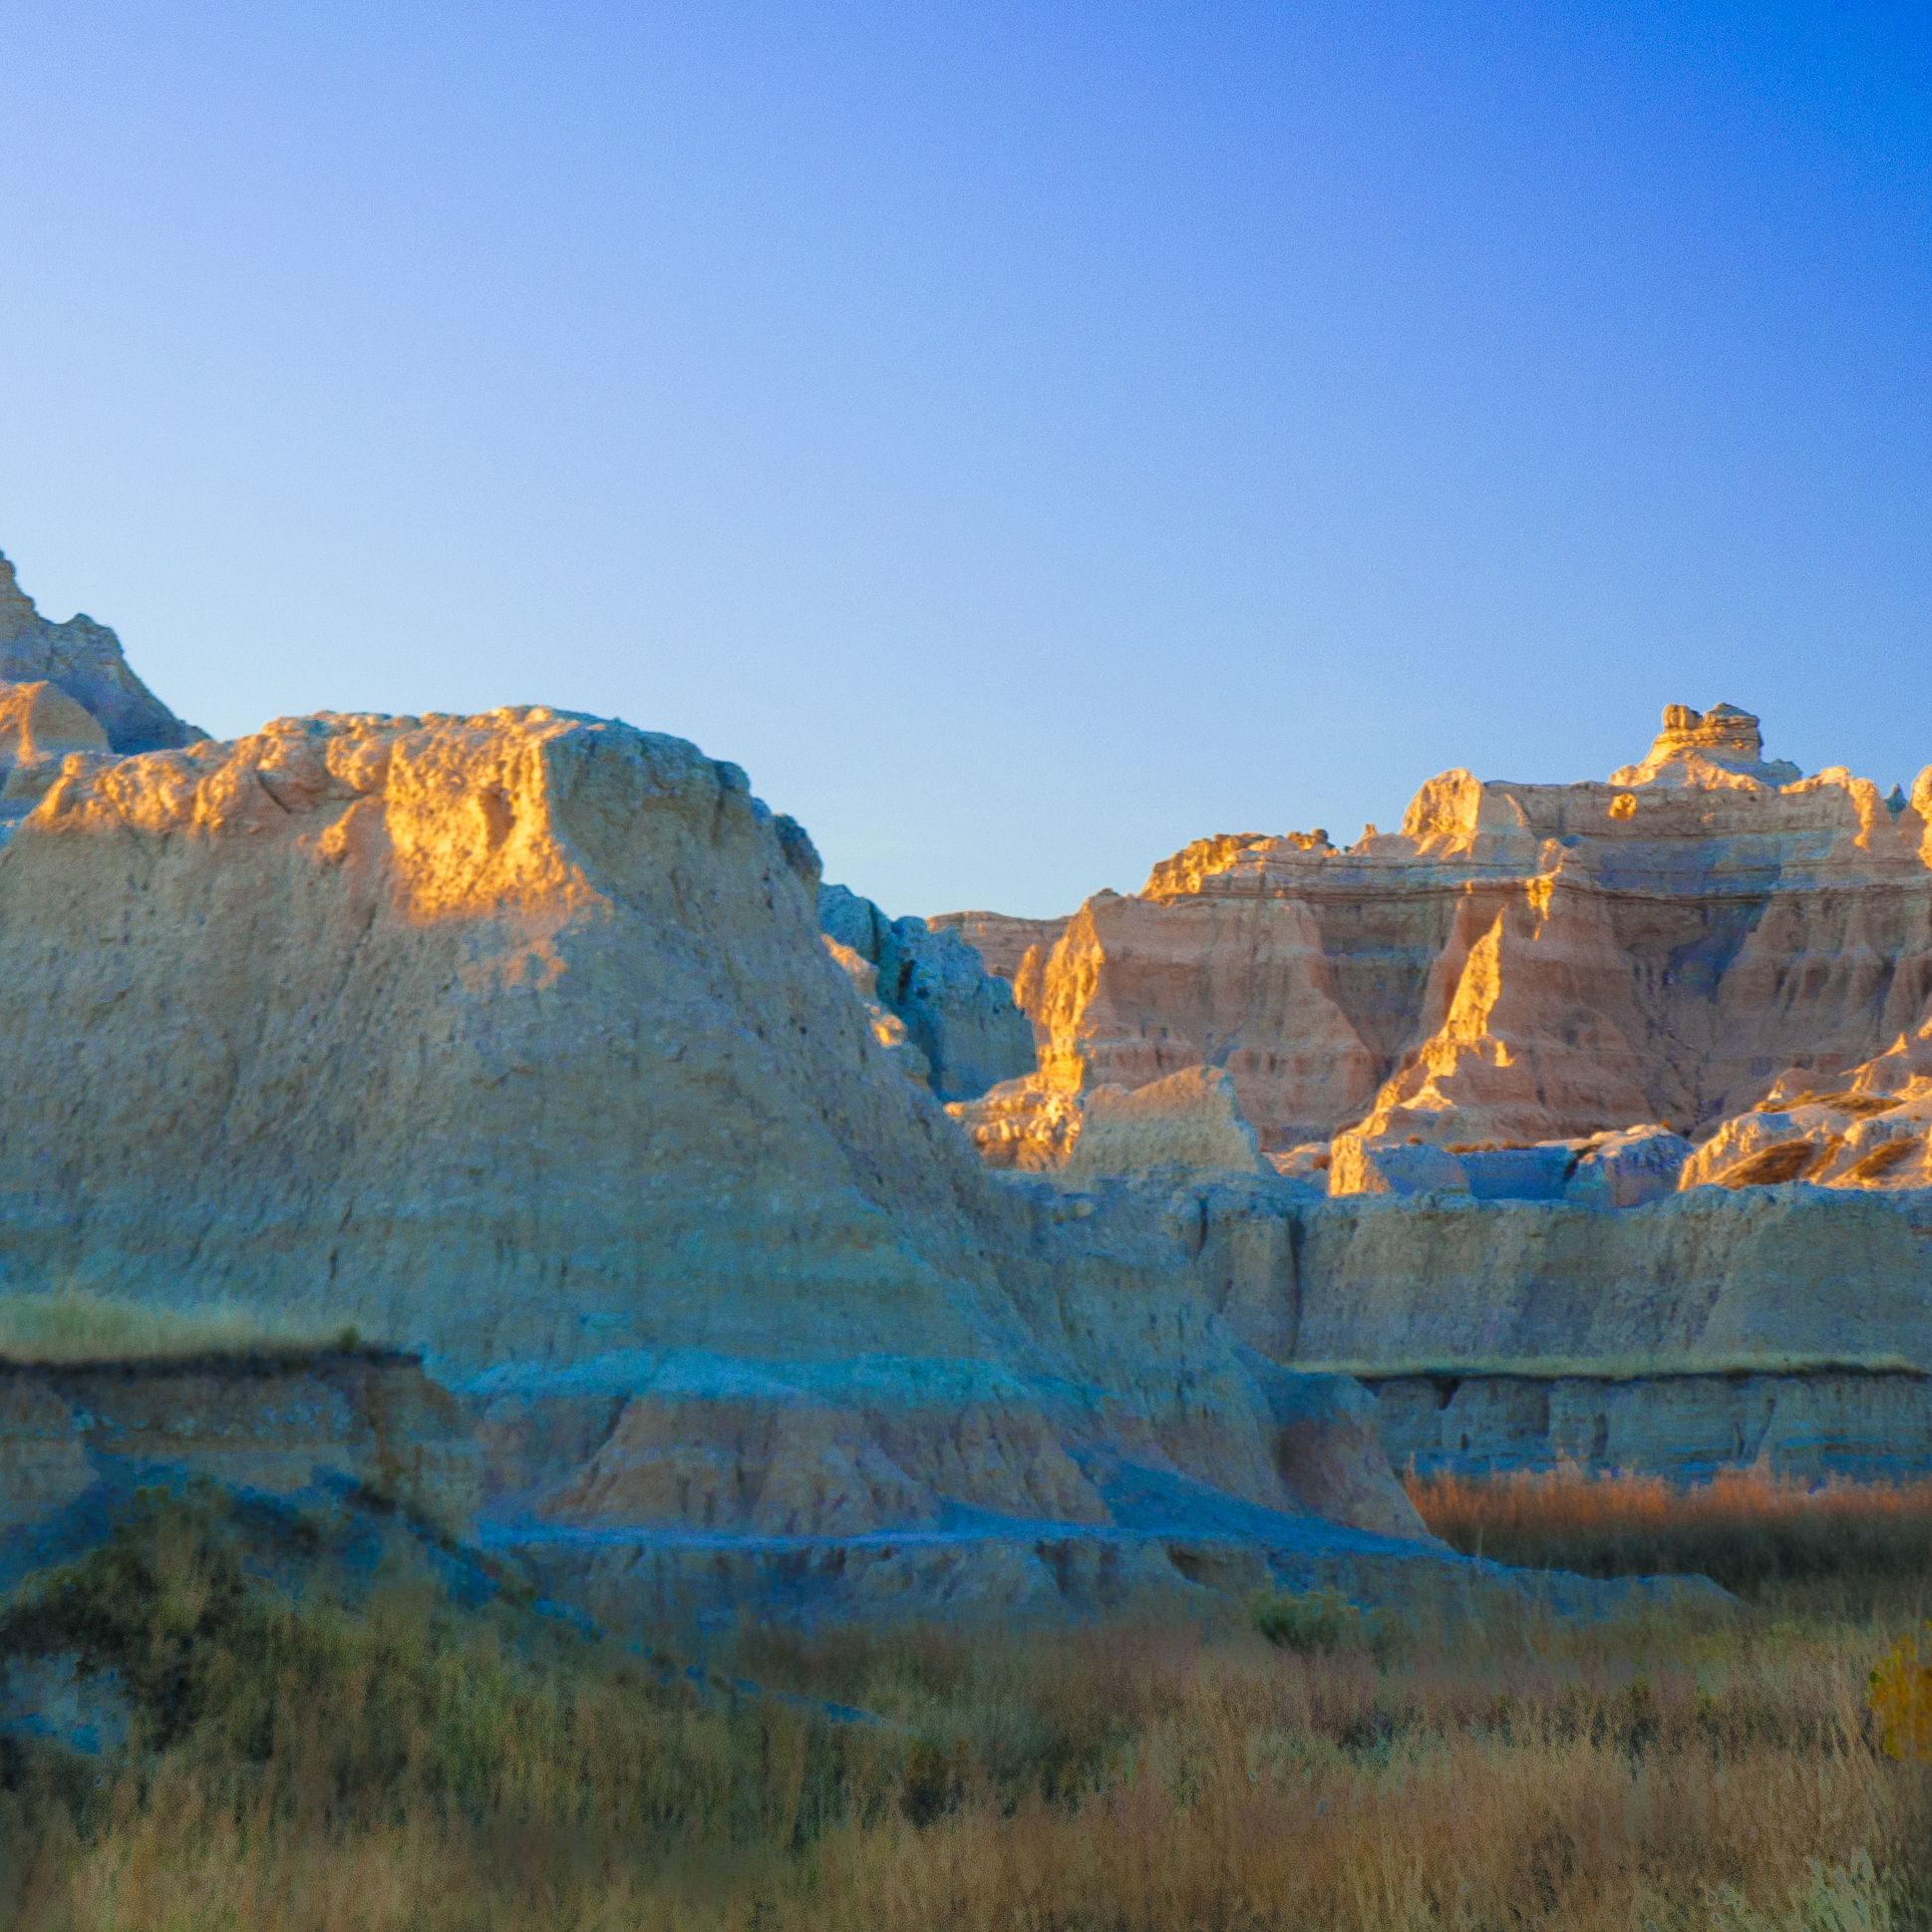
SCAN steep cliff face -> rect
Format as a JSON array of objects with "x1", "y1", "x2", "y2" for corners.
[
  {"x1": 941, "y1": 707, "x2": 1932, "y2": 1175},
  {"x1": 0, "y1": 553, "x2": 202, "y2": 755},
  {"x1": 0, "y1": 708, "x2": 1005, "y2": 1369},
  {"x1": 0, "y1": 703, "x2": 1430, "y2": 1601}
]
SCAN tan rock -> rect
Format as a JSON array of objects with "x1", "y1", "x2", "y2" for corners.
[
  {"x1": 0, "y1": 680, "x2": 109, "y2": 772},
  {"x1": 1327, "y1": 1138, "x2": 1469, "y2": 1198},
  {"x1": 1025, "y1": 887, "x2": 1384, "y2": 1145},
  {"x1": 0, "y1": 551, "x2": 201, "y2": 753},
  {"x1": 944, "y1": 1076, "x2": 1085, "y2": 1171},
  {"x1": 1059, "y1": 1066, "x2": 1266, "y2": 1185},
  {"x1": 820, "y1": 885, "x2": 1034, "y2": 1099},
  {"x1": 0, "y1": 1353, "x2": 479, "y2": 1534},
  {"x1": 0, "y1": 703, "x2": 1426, "y2": 1568},
  {"x1": 1608, "y1": 701, "x2": 1802, "y2": 788},
  {"x1": 1366, "y1": 1365, "x2": 1932, "y2": 1480},
  {"x1": 820, "y1": 933, "x2": 932, "y2": 1087}
]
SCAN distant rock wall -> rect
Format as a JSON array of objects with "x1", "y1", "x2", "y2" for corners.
[
  {"x1": 1365, "y1": 1366, "x2": 1932, "y2": 1481},
  {"x1": 1285, "y1": 1187, "x2": 1932, "y2": 1369},
  {"x1": 936, "y1": 705, "x2": 1932, "y2": 1175}
]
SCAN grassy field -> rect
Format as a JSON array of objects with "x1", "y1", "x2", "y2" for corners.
[{"x1": 1, "y1": 1478, "x2": 1929, "y2": 1931}]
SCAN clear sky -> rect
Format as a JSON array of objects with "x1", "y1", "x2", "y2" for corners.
[{"x1": 4, "y1": 3, "x2": 1927, "y2": 916}]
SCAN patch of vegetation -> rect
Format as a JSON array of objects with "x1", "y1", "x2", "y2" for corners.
[
  {"x1": 2, "y1": 1485, "x2": 1930, "y2": 1928},
  {"x1": 1250, "y1": 1586, "x2": 1405, "y2": 1662},
  {"x1": 0, "y1": 1288, "x2": 362, "y2": 1364},
  {"x1": 1848, "y1": 1139, "x2": 1920, "y2": 1182},
  {"x1": 1718, "y1": 1138, "x2": 1819, "y2": 1187},
  {"x1": 1409, "y1": 1462, "x2": 1932, "y2": 1600}
]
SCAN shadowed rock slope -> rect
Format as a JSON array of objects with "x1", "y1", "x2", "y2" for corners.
[{"x1": 0, "y1": 553, "x2": 201, "y2": 756}]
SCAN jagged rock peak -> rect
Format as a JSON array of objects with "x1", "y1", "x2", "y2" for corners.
[
  {"x1": 0, "y1": 552, "x2": 40, "y2": 640},
  {"x1": 0, "y1": 549, "x2": 203, "y2": 755},
  {"x1": 1610, "y1": 700, "x2": 1802, "y2": 789}
]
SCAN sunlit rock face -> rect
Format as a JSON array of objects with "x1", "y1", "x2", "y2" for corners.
[
  {"x1": 0, "y1": 699, "x2": 1434, "y2": 1603},
  {"x1": 1678, "y1": 1027, "x2": 1932, "y2": 1194},
  {"x1": 0, "y1": 552, "x2": 202, "y2": 754},
  {"x1": 1059, "y1": 1066, "x2": 1266, "y2": 1185},
  {"x1": 939, "y1": 705, "x2": 1932, "y2": 1191}
]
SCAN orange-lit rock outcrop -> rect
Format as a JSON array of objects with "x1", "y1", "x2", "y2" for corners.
[{"x1": 940, "y1": 706, "x2": 1932, "y2": 1193}]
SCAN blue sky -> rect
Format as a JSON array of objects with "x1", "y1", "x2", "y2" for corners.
[{"x1": 4, "y1": 3, "x2": 1927, "y2": 915}]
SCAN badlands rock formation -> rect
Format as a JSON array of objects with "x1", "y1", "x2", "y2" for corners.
[
  {"x1": 0, "y1": 1349, "x2": 477, "y2": 1538},
  {"x1": 940, "y1": 704, "x2": 1932, "y2": 1200},
  {"x1": 0, "y1": 653, "x2": 1457, "y2": 1621},
  {"x1": 0, "y1": 552, "x2": 201, "y2": 755},
  {"x1": 1364, "y1": 1361, "x2": 1932, "y2": 1482}
]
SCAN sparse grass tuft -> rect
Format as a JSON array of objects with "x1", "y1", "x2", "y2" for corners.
[
  {"x1": 1719, "y1": 1139, "x2": 1817, "y2": 1187},
  {"x1": 1848, "y1": 1139, "x2": 1919, "y2": 1182},
  {"x1": 0, "y1": 1288, "x2": 347, "y2": 1364}
]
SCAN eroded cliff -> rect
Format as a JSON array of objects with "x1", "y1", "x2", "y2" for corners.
[
  {"x1": 940, "y1": 705, "x2": 1932, "y2": 1197},
  {"x1": 0, "y1": 693, "x2": 1442, "y2": 1620}
]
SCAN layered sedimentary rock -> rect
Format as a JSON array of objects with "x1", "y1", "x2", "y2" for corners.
[
  {"x1": 0, "y1": 696, "x2": 1438, "y2": 1621},
  {"x1": 937, "y1": 706, "x2": 1932, "y2": 1193},
  {"x1": 1365, "y1": 1363, "x2": 1932, "y2": 1481},
  {"x1": 1677, "y1": 1016, "x2": 1932, "y2": 1194},
  {"x1": 1059, "y1": 1066, "x2": 1266, "y2": 1186},
  {"x1": 1325, "y1": 1125, "x2": 1693, "y2": 1204},
  {"x1": 0, "y1": 1350, "x2": 478, "y2": 1534},
  {"x1": 0, "y1": 553, "x2": 201, "y2": 754}
]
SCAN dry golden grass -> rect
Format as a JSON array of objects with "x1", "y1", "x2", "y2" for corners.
[
  {"x1": 3, "y1": 1486, "x2": 1930, "y2": 1929},
  {"x1": 1718, "y1": 1139, "x2": 1817, "y2": 1187},
  {"x1": 1407, "y1": 1461, "x2": 1932, "y2": 1601},
  {"x1": 7, "y1": 1613, "x2": 1929, "y2": 1931},
  {"x1": 1849, "y1": 1140, "x2": 1919, "y2": 1182}
]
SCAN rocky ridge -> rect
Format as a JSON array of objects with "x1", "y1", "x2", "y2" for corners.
[
  {"x1": 2, "y1": 537, "x2": 1920, "y2": 1591},
  {"x1": 818, "y1": 882, "x2": 1034, "y2": 1100},
  {"x1": 940, "y1": 704, "x2": 1932, "y2": 1203},
  {"x1": 0, "y1": 552, "x2": 202, "y2": 757}
]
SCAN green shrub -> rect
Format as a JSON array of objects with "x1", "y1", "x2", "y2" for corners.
[{"x1": 1249, "y1": 1587, "x2": 1405, "y2": 1661}]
